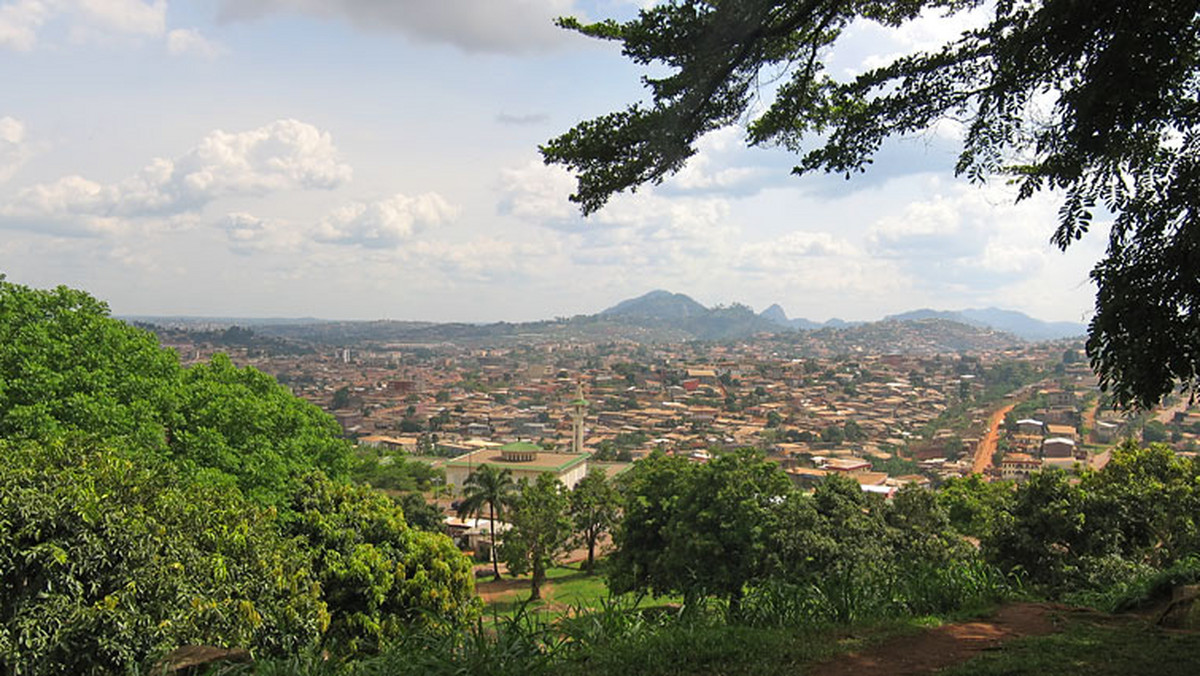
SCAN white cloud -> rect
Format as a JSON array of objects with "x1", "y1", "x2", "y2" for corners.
[
  {"x1": 166, "y1": 27, "x2": 224, "y2": 58},
  {"x1": 865, "y1": 180, "x2": 1064, "y2": 290},
  {"x1": 670, "y1": 127, "x2": 761, "y2": 191},
  {"x1": 218, "y1": 0, "x2": 579, "y2": 54},
  {"x1": 0, "y1": 0, "x2": 169, "y2": 50},
  {"x1": 0, "y1": 0, "x2": 51, "y2": 50},
  {"x1": 500, "y1": 160, "x2": 576, "y2": 223},
  {"x1": 0, "y1": 116, "x2": 32, "y2": 182},
  {"x1": 76, "y1": 0, "x2": 164, "y2": 36},
  {"x1": 221, "y1": 211, "x2": 304, "y2": 255},
  {"x1": 1, "y1": 119, "x2": 352, "y2": 234},
  {"x1": 315, "y1": 192, "x2": 458, "y2": 248},
  {"x1": 845, "y1": 3, "x2": 990, "y2": 74},
  {"x1": 737, "y1": 231, "x2": 857, "y2": 266}
]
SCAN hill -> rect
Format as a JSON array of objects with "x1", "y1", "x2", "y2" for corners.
[
  {"x1": 885, "y1": 308, "x2": 1085, "y2": 341},
  {"x1": 599, "y1": 290, "x2": 710, "y2": 319}
]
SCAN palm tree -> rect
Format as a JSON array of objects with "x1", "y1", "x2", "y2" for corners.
[{"x1": 457, "y1": 464, "x2": 517, "y2": 580}]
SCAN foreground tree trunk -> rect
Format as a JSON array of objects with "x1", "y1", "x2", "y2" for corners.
[
  {"x1": 530, "y1": 558, "x2": 545, "y2": 600},
  {"x1": 585, "y1": 530, "x2": 596, "y2": 574},
  {"x1": 489, "y1": 501, "x2": 501, "y2": 580}
]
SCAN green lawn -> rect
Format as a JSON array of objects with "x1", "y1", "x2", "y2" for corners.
[
  {"x1": 480, "y1": 564, "x2": 686, "y2": 619},
  {"x1": 481, "y1": 564, "x2": 622, "y2": 617}
]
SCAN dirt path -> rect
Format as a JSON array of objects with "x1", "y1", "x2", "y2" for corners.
[
  {"x1": 973, "y1": 402, "x2": 1016, "y2": 475},
  {"x1": 808, "y1": 602, "x2": 1070, "y2": 676}
]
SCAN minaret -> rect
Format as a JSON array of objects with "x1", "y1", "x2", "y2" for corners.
[{"x1": 570, "y1": 382, "x2": 588, "y2": 454}]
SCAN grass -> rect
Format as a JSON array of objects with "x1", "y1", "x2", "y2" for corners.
[
  {"x1": 940, "y1": 614, "x2": 1200, "y2": 676},
  {"x1": 555, "y1": 618, "x2": 932, "y2": 676},
  {"x1": 481, "y1": 563, "x2": 633, "y2": 619}
]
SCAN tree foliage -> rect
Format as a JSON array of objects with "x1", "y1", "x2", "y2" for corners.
[
  {"x1": 0, "y1": 281, "x2": 181, "y2": 448},
  {"x1": 499, "y1": 474, "x2": 573, "y2": 600},
  {"x1": 0, "y1": 437, "x2": 328, "y2": 675},
  {"x1": 283, "y1": 475, "x2": 479, "y2": 654},
  {"x1": 987, "y1": 442, "x2": 1200, "y2": 590},
  {"x1": 609, "y1": 450, "x2": 794, "y2": 612},
  {"x1": 569, "y1": 469, "x2": 620, "y2": 574},
  {"x1": 0, "y1": 279, "x2": 479, "y2": 669},
  {"x1": 543, "y1": 0, "x2": 1200, "y2": 408},
  {"x1": 172, "y1": 354, "x2": 353, "y2": 506},
  {"x1": 0, "y1": 278, "x2": 355, "y2": 509}
]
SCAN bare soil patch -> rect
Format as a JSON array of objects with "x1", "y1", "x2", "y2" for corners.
[{"x1": 808, "y1": 603, "x2": 1076, "y2": 676}]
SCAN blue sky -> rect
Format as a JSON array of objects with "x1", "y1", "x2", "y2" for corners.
[{"x1": 0, "y1": 0, "x2": 1103, "y2": 324}]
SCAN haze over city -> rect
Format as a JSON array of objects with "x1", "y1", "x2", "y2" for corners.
[{"x1": 0, "y1": 0, "x2": 1103, "y2": 324}]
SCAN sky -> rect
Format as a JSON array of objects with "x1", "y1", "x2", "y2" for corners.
[{"x1": 0, "y1": 0, "x2": 1105, "y2": 324}]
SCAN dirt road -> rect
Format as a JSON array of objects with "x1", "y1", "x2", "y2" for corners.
[
  {"x1": 973, "y1": 402, "x2": 1016, "y2": 475},
  {"x1": 807, "y1": 603, "x2": 1070, "y2": 676}
]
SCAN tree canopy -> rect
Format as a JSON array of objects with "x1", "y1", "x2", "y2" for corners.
[
  {"x1": 0, "y1": 279, "x2": 479, "y2": 670},
  {"x1": 543, "y1": 0, "x2": 1200, "y2": 409}
]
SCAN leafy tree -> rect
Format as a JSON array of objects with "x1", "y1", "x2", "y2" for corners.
[
  {"x1": 0, "y1": 437, "x2": 328, "y2": 674},
  {"x1": 1079, "y1": 442, "x2": 1200, "y2": 569},
  {"x1": 457, "y1": 464, "x2": 519, "y2": 580},
  {"x1": 398, "y1": 491, "x2": 446, "y2": 532},
  {"x1": 1142, "y1": 419, "x2": 1170, "y2": 444},
  {"x1": 569, "y1": 470, "x2": 620, "y2": 574},
  {"x1": 986, "y1": 469, "x2": 1089, "y2": 589},
  {"x1": 283, "y1": 474, "x2": 478, "y2": 654},
  {"x1": 820, "y1": 424, "x2": 844, "y2": 444},
  {"x1": 0, "y1": 279, "x2": 355, "y2": 511},
  {"x1": 331, "y1": 386, "x2": 353, "y2": 410},
  {"x1": 843, "y1": 419, "x2": 866, "y2": 442},
  {"x1": 609, "y1": 450, "x2": 793, "y2": 614},
  {"x1": 499, "y1": 474, "x2": 573, "y2": 600},
  {"x1": 172, "y1": 353, "x2": 354, "y2": 507},
  {"x1": 938, "y1": 474, "x2": 1015, "y2": 540},
  {"x1": 0, "y1": 280, "x2": 181, "y2": 449},
  {"x1": 543, "y1": 0, "x2": 1200, "y2": 409},
  {"x1": 607, "y1": 452, "x2": 697, "y2": 599}
]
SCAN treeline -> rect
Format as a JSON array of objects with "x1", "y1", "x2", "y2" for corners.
[
  {"x1": 608, "y1": 443, "x2": 1200, "y2": 617},
  {"x1": 0, "y1": 279, "x2": 479, "y2": 674}
]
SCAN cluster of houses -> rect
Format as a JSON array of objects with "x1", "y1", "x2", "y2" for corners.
[{"x1": 159, "y1": 328, "x2": 1124, "y2": 492}]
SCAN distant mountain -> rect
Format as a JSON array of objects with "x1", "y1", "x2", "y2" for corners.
[
  {"x1": 758, "y1": 303, "x2": 790, "y2": 325},
  {"x1": 805, "y1": 318, "x2": 1023, "y2": 354},
  {"x1": 959, "y1": 308, "x2": 1086, "y2": 341},
  {"x1": 160, "y1": 291, "x2": 1069, "y2": 353},
  {"x1": 600, "y1": 291, "x2": 779, "y2": 340},
  {"x1": 886, "y1": 308, "x2": 1084, "y2": 341},
  {"x1": 600, "y1": 290, "x2": 710, "y2": 319},
  {"x1": 757, "y1": 303, "x2": 856, "y2": 331}
]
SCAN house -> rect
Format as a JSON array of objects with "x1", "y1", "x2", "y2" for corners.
[
  {"x1": 1016, "y1": 418, "x2": 1045, "y2": 435},
  {"x1": 785, "y1": 467, "x2": 828, "y2": 489},
  {"x1": 999, "y1": 453, "x2": 1041, "y2": 482},
  {"x1": 1045, "y1": 424, "x2": 1078, "y2": 442},
  {"x1": 1042, "y1": 437, "x2": 1077, "y2": 459},
  {"x1": 357, "y1": 434, "x2": 418, "y2": 452},
  {"x1": 822, "y1": 457, "x2": 872, "y2": 473},
  {"x1": 443, "y1": 516, "x2": 512, "y2": 558}
]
